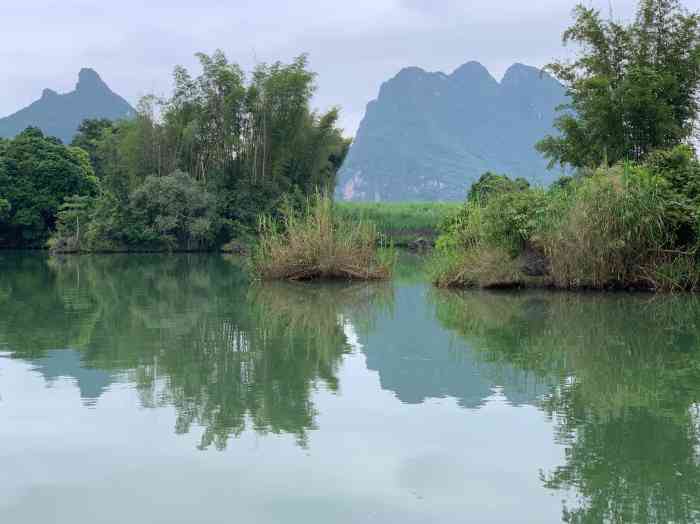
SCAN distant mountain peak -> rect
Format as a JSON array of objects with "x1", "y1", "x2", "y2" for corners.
[
  {"x1": 41, "y1": 88, "x2": 58, "y2": 100},
  {"x1": 395, "y1": 66, "x2": 428, "y2": 77},
  {"x1": 451, "y1": 61, "x2": 494, "y2": 80},
  {"x1": 338, "y1": 60, "x2": 568, "y2": 202},
  {"x1": 76, "y1": 68, "x2": 108, "y2": 92},
  {"x1": 0, "y1": 68, "x2": 135, "y2": 143},
  {"x1": 501, "y1": 63, "x2": 547, "y2": 85}
]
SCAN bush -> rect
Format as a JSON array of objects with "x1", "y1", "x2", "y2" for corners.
[
  {"x1": 543, "y1": 165, "x2": 674, "y2": 289},
  {"x1": 125, "y1": 171, "x2": 219, "y2": 250},
  {"x1": 467, "y1": 172, "x2": 530, "y2": 203},
  {"x1": 431, "y1": 184, "x2": 551, "y2": 288},
  {"x1": 430, "y1": 245, "x2": 526, "y2": 289},
  {"x1": 431, "y1": 164, "x2": 700, "y2": 291},
  {"x1": 252, "y1": 193, "x2": 395, "y2": 281}
]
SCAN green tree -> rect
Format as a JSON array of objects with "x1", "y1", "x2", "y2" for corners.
[
  {"x1": 126, "y1": 170, "x2": 218, "y2": 250},
  {"x1": 81, "y1": 51, "x2": 349, "y2": 248},
  {"x1": 48, "y1": 195, "x2": 94, "y2": 252},
  {"x1": 467, "y1": 172, "x2": 531, "y2": 202},
  {"x1": 537, "y1": 0, "x2": 700, "y2": 169},
  {"x1": 71, "y1": 118, "x2": 116, "y2": 178},
  {"x1": 0, "y1": 127, "x2": 98, "y2": 247}
]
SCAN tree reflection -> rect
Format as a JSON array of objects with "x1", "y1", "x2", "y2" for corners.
[
  {"x1": 433, "y1": 290, "x2": 700, "y2": 523},
  {"x1": 0, "y1": 253, "x2": 392, "y2": 450}
]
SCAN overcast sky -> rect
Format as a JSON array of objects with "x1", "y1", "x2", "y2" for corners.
[{"x1": 2, "y1": 0, "x2": 698, "y2": 135}]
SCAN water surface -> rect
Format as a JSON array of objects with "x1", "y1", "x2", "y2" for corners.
[{"x1": 1, "y1": 253, "x2": 699, "y2": 523}]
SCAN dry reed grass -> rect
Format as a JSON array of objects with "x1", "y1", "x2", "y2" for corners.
[{"x1": 252, "y1": 193, "x2": 395, "y2": 281}]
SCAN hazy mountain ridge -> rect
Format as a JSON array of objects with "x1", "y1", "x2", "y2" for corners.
[
  {"x1": 0, "y1": 68, "x2": 135, "y2": 144},
  {"x1": 338, "y1": 61, "x2": 567, "y2": 201}
]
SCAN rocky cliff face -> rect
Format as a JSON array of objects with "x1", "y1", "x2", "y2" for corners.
[
  {"x1": 338, "y1": 62, "x2": 567, "y2": 201},
  {"x1": 0, "y1": 68, "x2": 135, "y2": 144}
]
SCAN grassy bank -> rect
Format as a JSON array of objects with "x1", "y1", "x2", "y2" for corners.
[{"x1": 334, "y1": 202, "x2": 460, "y2": 247}]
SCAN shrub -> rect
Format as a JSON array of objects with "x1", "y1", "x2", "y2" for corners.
[
  {"x1": 125, "y1": 171, "x2": 219, "y2": 251},
  {"x1": 431, "y1": 183, "x2": 552, "y2": 288},
  {"x1": 430, "y1": 245, "x2": 526, "y2": 289},
  {"x1": 542, "y1": 165, "x2": 674, "y2": 289},
  {"x1": 49, "y1": 170, "x2": 220, "y2": 252},
  {"x1": 467, "y1": 172, "x2": 530, "y2": 203},
  {"x1": 481, "y1": 189, "x2": 549, "y2": 253},
  {"x1": 252, "y1": 193, "x2": 395, "y2": 281},
  {"x1": 431, "y1": 164, "x2": 700, "y2": 291}
]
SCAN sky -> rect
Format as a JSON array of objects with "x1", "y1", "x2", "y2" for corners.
[{"x1": 2, "y1": 0, "x2": 697, "y2": 135}]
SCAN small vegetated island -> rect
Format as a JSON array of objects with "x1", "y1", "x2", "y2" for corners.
[{"x1": 1, "y1": 0, "x2": 699, "y2": 288}]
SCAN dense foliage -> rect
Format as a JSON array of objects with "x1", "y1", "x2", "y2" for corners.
[
  {"x1": 537, "y1": 0, "x2": 700, "y2": 168},
  {"x1": 0, "y1": 52, "x2": 349, "y2": 251},
  {"x1": 0, "y1": 128, "x2": 98, "y2": 247},
  {"x1": 466, "y1": 172, "x2": 531, "y2": 203},
  {"x1": 433, "y1": 147, "x2": 700, "y2": 290}
]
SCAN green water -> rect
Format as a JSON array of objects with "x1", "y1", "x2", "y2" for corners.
[{"x1": 1, "y1": 253, "x2": 700, "y2": 523}]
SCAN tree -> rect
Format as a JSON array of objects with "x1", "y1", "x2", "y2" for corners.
[
  {"x1": 537, "y1": 0, "x2": 700, "y2": 169},
  {"x1": 4, "y1": 53, "x2": 349, "y2": 251},
  {"x1": 467, "y1": 172, "x2": 531, "y2": 202},
  {"x1": 127, "y1": 170, "x2": 218, "y2": 250},
  {"x1": 0, "y1": 127, "x2": 98, "y2": 247},
  {"x1": 71, "y1": 118, "x2": 115, "y2": 178}
]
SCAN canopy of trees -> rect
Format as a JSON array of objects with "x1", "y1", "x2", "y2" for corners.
[
  {"x1": 1, "y1": 52, "x2": 349, "y2": 251},
  {"x1": 537, "y1": 0, "x2": 700, "y2": 169},
  {"x1": 0, "y1": 128, "x2": 97, "y2": 247}
]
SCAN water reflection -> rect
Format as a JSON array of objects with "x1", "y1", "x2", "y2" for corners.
[
  {"x1": 31, "y1": 350, "x2": 115, "y2": 405},
  {"x1": 359, "y1": 284, "x2": 546, "y2": 408},
  {"x1": 3, "y1": 253, "x2": 700, "y2": 522},
  {"x1": 0, "y1": 253, "x2": 392, "y2": 449},
  {"x1": 433, "y1": 290, "x2": 700, "y2": 522}
]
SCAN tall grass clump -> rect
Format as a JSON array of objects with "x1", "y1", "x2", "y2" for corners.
[
  {"x1": 542, "y1": 165, "x2": 675, "y2": 289},
  {"x1": 252, "y1": 193, "x2": 395, "y2": 281}
]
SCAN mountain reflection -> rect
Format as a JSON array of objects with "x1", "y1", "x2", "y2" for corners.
[
  {"x1": 433, "y1": 290, "x2": 700, "y2": 523},
  {"x1": 359, "y1": 284, "x2": 547, "y2": 408},
  {"x1": 0, "y1": 253, "x2": 391, "y2": 449}
]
